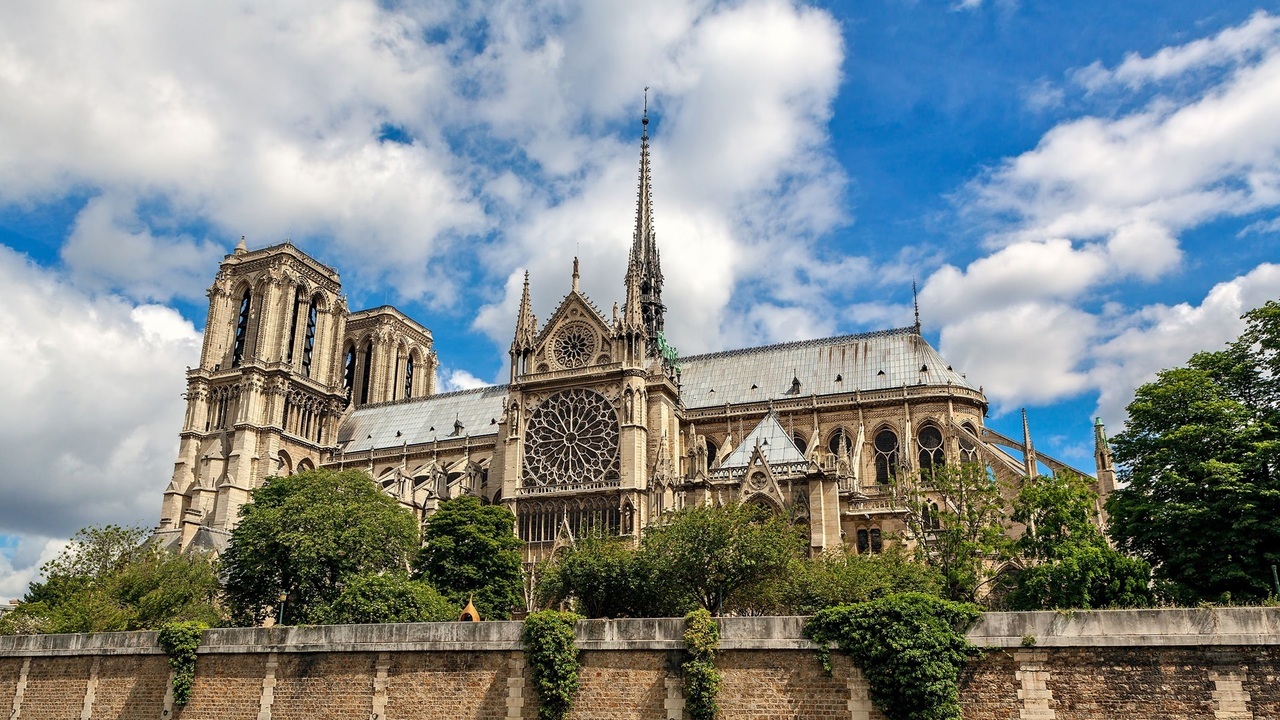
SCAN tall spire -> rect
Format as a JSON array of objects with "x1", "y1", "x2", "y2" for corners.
[
  {"x1": 1021, "y1": 408, "x2": 1038, "y2": 479},
  {"x1": 513, "y1": 270, "x2": 536, "y2": 353},
  {"x1": 912, "y1": 279, "x2": 921, "y2": 334},
  {"x1": 624, "y1": 87, "x2": 665, "y2": 356}
]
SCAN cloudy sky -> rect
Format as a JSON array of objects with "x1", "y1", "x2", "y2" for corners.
[{"x1": 2, "y1": 0, "x2": 1278, "y2": 595}]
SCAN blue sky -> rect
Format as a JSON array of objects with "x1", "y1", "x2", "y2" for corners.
[{"x1": 1, "y1": 0, "x2": 1278, "y2": 594}]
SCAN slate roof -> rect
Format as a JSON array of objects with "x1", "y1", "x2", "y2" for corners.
[
  {"x1": 336, "y1": 384, "x2": 508, "y2": 452},
  {"x1": 717, "y1": 413, "x2": 808, "y2": 469},
  {"x1": 678, "y1": 327, "x2": 975, "y2": 409}
]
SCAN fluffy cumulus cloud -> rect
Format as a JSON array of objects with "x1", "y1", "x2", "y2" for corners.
[
  {"x1": 0, "y1": 247, "x2": 199, "y2": 588},
  {"x1": 932, "y1": 11, "x2": 1280, "y2": 424}
]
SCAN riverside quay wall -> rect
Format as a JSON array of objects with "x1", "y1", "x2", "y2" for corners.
[{"x1": 2, "y1": 608, "x2": 1279, "y2": 720}]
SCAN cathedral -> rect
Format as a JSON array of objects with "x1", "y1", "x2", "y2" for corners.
[{"x1": 155, "y1": 112, "x2": 1114, "y2": 559}]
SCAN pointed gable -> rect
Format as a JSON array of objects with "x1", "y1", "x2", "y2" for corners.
[{"x1": 717, "y1": 413, "x2": 807, "y2": 469}]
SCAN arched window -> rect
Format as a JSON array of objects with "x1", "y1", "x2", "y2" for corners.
[
  {"x1": 874, "y1": 428, "x2": 898, "y2": 484},
  {"x1": 301, "y1": 296, "x2": 318, "y2": 377},
  {"x1": 828, "y1": 428, "x2": 853, "y2": 457},
  {"x1": 856, "y1": 529, "x2": 869, "y2": 554},
  {"x1": 286, "y1": 288, "x2": 304, "y2": 364},
  {"x1": 793, "y1": 434, "x2": 807, "y2": 455},
  {"x1": 705, "y1": 440, "x2": 719, "y2": 466},
  {"x1": 918, "y1": 425, "x2": 945, "y2": 473},
  {"x1": 869, "y1": 528, "x2": 883, "y2": 553},
  {"x1": 232, "y1": 289, "x2": 252, "y2": 367},
  {"x1": 342, "y1": 345, "x2": 357, "y2": 400},
  {"x1": 404, "y1": 353, "x2": 415, "y2": 399},
  {"x1": 358, "y1": 340, "x2": 373, "y2": 405},
  {"x1": 960, "y1": 423, "x2": 980, "y2": 464},
  {"x1": 928, "y1": 501, "x2": 941, "y2": 530}
]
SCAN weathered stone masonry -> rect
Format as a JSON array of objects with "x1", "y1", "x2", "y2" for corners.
[{"x1": 2, "y1": 608, "x2": 1279, "y2": 720}]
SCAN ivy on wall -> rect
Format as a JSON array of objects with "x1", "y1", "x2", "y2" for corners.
[
  {"x1": 682, "y1": 609, "x2": 722, "y2": 720},
  {"x1": 522, "y1": 610, "x2": 582, "y2": 720},
  {"x1": 157, "y1": 621, "x2": 207, "y2": 706},
  {"x1": 804, "y1": 593, "x2": 981, "y2": 720}
]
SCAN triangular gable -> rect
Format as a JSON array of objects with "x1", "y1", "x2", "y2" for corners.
[
  {"x1": 528, "y1": 290, "x2": 616, "y2": 372},
  {"x1": 718, "y1": 413, "x2": 807, "y2": 469}
]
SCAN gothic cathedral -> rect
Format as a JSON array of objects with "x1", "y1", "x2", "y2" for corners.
[{"x1": 156, "y1": 113, "x2": 1114, "y2": 558}]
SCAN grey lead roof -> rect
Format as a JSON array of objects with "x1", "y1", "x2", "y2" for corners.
[
  {"x1": 337, "y1": 327, "x2": 976, "y2": 453},
  {"x1": 678, "y1": 327, "x2": 976, "y2": 410},
  {"x1": 717, "y1": 413, "x2": 808, "y2": 469},
  {"x1": 337, "y1": 384, "x2": 509, "y2": 452}
]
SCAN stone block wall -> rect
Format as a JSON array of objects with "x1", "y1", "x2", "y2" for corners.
[{"x1": 2, "y1": 608, "x2": 1279, "y2": 719}]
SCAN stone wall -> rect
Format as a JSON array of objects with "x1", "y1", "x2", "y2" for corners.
[{"x1": 2, "y1": 609, "x2": 1278, "y2": 719}]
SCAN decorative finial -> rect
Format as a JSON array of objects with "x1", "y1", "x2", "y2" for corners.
[
  {"x1": 912, "y1": 278, "x2": 920, "y2": 333},
  {"x1": 643, "y1": 86, "x2": 649, "y2": 126},
  {"x1": 234, "y1": 235, "x2": 248, "y2": 255}
]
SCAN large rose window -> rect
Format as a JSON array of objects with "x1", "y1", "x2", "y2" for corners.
[{"x1": 523, "y1": 389, "x2": 620, "y2": 487}]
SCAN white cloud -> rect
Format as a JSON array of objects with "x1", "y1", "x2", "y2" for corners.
[
  {"x1": 440, "y1": 368, "x2": 491, "y2": 392},
  {"x1": 0, "y1": 246, "x2": 199, "y2": 540},
  {"x1": 0, "y1": 537, "x2": 67, "y2": 600},
  {"x1": 1074, "y1": 11, "x2": 1280, "y2": 91},
  {"x1": 935, "y1": 12, "x2": 1280, "y2": 423}
]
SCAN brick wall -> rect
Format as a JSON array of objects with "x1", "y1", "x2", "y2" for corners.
[{"x1": 2, "y1": 610, "x2": 1279, "y2": 720}]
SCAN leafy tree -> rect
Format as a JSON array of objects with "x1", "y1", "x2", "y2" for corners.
[
  {"x1": 897, "y1": 463, "x2": 1013, "y2": 603},
  {"x1": 221, "y1": 468, "x2": 421, "y2": 625},
  {"x1": 535, "y1": 534, "x2": 689, "y2": 618},
  {"x1": 415, "y1": 495, "x2": 524, "y2": 620},
  {"x1": 640, "y1": 503, "x2": 803, "y2": 614},
  {"x1": 1108, "y1": 303, "x2": 1280, "y2": 604},
  {"x1": 1004, "y1": 472, "x2": 1152, "y2": 610},
  {"x1": 784, "y1": 545, "x2": 943, "y2": 615},
  {"x1": 314, "y1": 571, "x2": 457, "y2": 624},
  {"x1": 0, "y1": 525, "x2": 224, "y2": 635}
]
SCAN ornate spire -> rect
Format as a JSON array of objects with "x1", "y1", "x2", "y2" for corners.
[
  {"x1": 624, "y1": 88, "x2": 665, "y2": 356},
  {"x1": 912, "y1": 278, "x2": 921, "y2": 334},
  {"x1": 1021, "y1": 408, "x2": 1038, "y2": 479},
  {"x1": 512, "y1": 270, "x2": 536, "y2": 353}
]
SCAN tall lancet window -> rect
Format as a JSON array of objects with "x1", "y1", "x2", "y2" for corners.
[
  {"x1": 301, "y1": 296, "x2": 318, "y2": 377},
  {"x1": 342, "y1": 345, "x2": 357, "y2": 402},
  {"x1": 404, "y1": 354, "x2": 415, "y2": 400},
  {"x1": 232, "y1": 289, "x2": 252, "y2": 367},
  {"x1": 359, "y1": 340, "x2": 373, "y2": 405},
  {"x1": 286, "y1": 288, "x2": 304, "y2": 364}
]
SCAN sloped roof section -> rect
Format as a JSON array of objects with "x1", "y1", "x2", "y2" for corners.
[
  {"x1": 337, "y1": 384, "x2": 508, "y2": 452},
  {"x1": 718, "y1": 413, "x2": 807, "y2": 469},
  {"x1": 679, "y1": 327, "x2": 975, "y2": 409}
]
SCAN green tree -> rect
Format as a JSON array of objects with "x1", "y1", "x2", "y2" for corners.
[
  {"x1": 314, "y1": 571, "x2": 457, "y2": 624},
  {"x1": 784, "y1": 545, "x2": 943, "y2": 615},
  {"x1": 640, "y1": 503, "x2": 803, "y2": 614},
  {"x1": 897, "y1": 463, "x2": 1013, "y2": 603},
  {"x1": 221, "y1": 468, "x2": 421, "y2": 625},
  {"x1": 536, "y1": 533, "x2": 690, "y2": 618},
  {"x1": 415, "y1": 495, "x2": 524, "y2": 620},
  {"x1": 0, "y1": 525, "x2": 224, "y2": 635},
  {"x1": 1106, "y1": 301, "x2": 1280, "y2": 605},
  {"x1": 1004, "y1": 472, "x2": 1152, "y2": 611}
]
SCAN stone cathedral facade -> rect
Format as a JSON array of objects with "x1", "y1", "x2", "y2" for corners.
[{"x1": 156, "y1": 115, "x2": 1112, "y2": 557}]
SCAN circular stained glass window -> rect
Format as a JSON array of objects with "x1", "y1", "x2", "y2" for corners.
[
  {"x1": 552, "y1": 323, "x2": 595, "y2": 369},
  {"x1": 523, "y1": 388, "x2": 620, "y2": 487}
]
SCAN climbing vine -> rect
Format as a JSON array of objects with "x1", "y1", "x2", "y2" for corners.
[
  {"x1": 521, "y1": 610, "x2": 582, "y2": 720},
  {"x1": 157, "y1": 621, "x2": 207, "y2": 706},
  {"x1": 682, "y1": 609, "x2": 722, "y2": 720},
  {"x1": 804, "y1": 593, "x2": 981, "y2": 720}
]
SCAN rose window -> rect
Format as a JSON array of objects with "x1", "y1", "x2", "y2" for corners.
[
  {"x1": 523, "y1": 389, "x2": 620, "y2": 487},
  {"x1": 552, "y1": 323, "x2": 596, "y2": 369}
]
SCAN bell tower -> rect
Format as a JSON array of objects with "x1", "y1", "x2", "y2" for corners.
[{"x1": 157, "y1": 240, "x2": 350, "y2": 551}]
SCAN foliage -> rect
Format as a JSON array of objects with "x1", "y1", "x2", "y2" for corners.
[
  {"x1": 157, "y1": 621, "x2": 206, "y2": 706},
  {"x1": 1004, "y1": 472, "x2": 1152, "y2": 611},
  {"x1": 0, "y1": 525, "x2": 224, "y2": 635},
  {"x1": 536, "y1": 534, "x2": 691, "y2": 617},
  {"x1": 640, "y1": 503, "x2": 804, "y2": 614},
  {"x1": 896, "y1": 463, "x2": 1013, "y2": 603},
  {"x1": 416, "y1": 495, "x2": 524, "y2": 620},
  {"x1": 521, "y1": 610, "x2": 582, "y2": 720},
  {"x1": 313, "y1": 571, "x2": 457, "y2": 624},
  {"x1": 221, "y1": 469, "x2": 421, "y2": 626},
  {"x1": 783, "y1": 545, "x2": 943, "y2": 615},
  {"x1": 1108, "y1": 301, "x2": 1280, "y2": 604},
  {"x1": 805, "y1": 593, "x2": 981, "y2": 720},
  {"x1": 682, "y1": 609, "x2": 722, "y2": 720},
  {"x1": 1005, "y1": 543, "x2": 1153, "y2": 610}
]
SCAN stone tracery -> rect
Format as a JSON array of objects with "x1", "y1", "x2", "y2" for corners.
[{"x1": 522, "y1": 388, "x2": 620, "y2": 488}]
